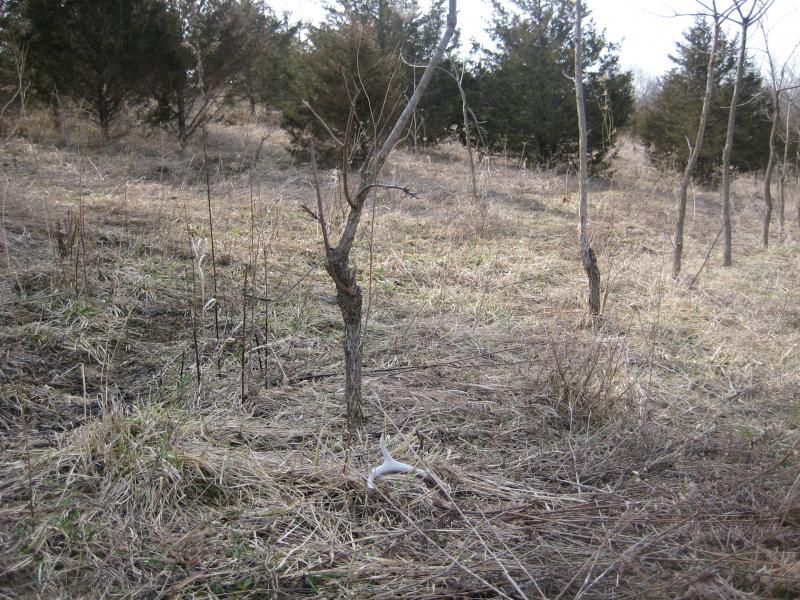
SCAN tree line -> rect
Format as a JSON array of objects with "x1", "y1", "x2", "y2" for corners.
[{"x1": 2, "y1": 0, "x2": 787, "y2": 181}]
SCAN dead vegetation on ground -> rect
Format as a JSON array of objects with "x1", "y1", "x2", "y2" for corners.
[{"x1": 1, "y1": 116, "x2": 799, "y2": 598}]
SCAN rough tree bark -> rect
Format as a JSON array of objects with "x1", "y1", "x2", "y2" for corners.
[
  {"x1": 719, "y1": 12, "x2": 750, "y2": 267},
  {"x1": 759, "y1": 14, "x2": 793, "y2": 246},
  {"x1": 456, "y1": 64, "x2": 478, "y2": 199},
  {"x1": 574, "y1": 0, "x2": 601, "y2": 316},
  {"x1": 315, "y1": 0, "x2": 457, "y2": 435},
  {"x1": 720, "y1": 0, "x2": 772, "y2": 264},
  {"x1": 673, "y1": 7, "x2": 721, "y2": 277},
  {"x1": 779, "y1": 99, "x2": 791, "y2": 233},
  {"x1": 762, "y1": 85, "x2": 780, "y2": 247}
]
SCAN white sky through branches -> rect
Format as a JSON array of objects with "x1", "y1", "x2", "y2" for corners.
[{"x1": 269, "y1": 0, "x2": 800, "y2": 77}]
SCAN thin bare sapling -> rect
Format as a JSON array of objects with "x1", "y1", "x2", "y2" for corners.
[
  {"x1": 307, "y1": 0, "x2": 457, "y2": 435},
  {"x1": 574, "y1": 0, "x2": 601, "y2": 316},
  {"x1": 719, "y1": 0, "x2": 773, "y2": 265},
  {"x1": 673, "y1": 1, "x2": 728, "y2": 277}
]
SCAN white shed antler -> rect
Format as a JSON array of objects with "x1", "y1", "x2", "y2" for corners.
[{"x1": 366, "y1": 435, "x2": 427, "y2": 489}]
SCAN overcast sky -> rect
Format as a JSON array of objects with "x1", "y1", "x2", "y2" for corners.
[{"x1": 269, "y1": 0, "x2": 800, "y2": 77}]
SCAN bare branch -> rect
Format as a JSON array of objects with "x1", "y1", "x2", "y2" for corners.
[
  {"x1": 341, "y1": 92, "x2": 359, "y2": 209},
  {"x1": 299, "y1": 204, "x2": 320, "y2": 222},
  {"x1": 359, "y1": 183, "x2": 420, "y2": 198},
  {"x1": 372, "y1": 0, "x2": 457, "y2": 172},
  {"x1": 303, "y1": 100, "x2": 344, "y2": 148},
  {"x1": 308, "y1": 140, "x2": 333, "y2": 253}
]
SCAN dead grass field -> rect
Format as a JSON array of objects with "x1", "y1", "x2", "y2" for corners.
[{"x1": 1, "y1": 114, "x2": 799, "y2": 599}]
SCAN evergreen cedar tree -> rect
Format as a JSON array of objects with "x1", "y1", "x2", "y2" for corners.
[
  {"x1": 25, "y1": 0, "x2": 785, "y2": 179},
  {"x1": 282, "y1": 0, "x2": 634, "y2": 167},
  {"x1": 280, "y1": 0, "x2": 462, "y2": 161},
  {"x1": 6, "y1": 0, "x2": 634, "y2": 166},
  {"x1": 637, "y1": 17, "x2": 771, "y2": 184},
  {"x1": 14, "y1": 0, "x2": 179, "y2": 140},
  {"x1": 12, "y1": 0, "x2": 295, "y2": 144},
  {"x1": 476, "y1": 0, "x2": 634, "y2": 166}
]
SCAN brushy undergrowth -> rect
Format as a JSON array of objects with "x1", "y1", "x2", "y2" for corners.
[{"x1": 1, "y1": 113, "x2": 799, "y2": 598}]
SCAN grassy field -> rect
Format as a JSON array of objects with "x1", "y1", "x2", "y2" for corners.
[{"x1": 1, "y1": 114, "x2": 799, "y2": 598}]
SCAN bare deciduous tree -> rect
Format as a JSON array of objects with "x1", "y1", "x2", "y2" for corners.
[
  {"x1": 673, "y1": 1, "x2": 728, "y2": 278},
  {"x1": 779, "y1": 90, "x2": 794, "y2": 232},
  {"x1": 720, "y1": 0, "x2": 772, "y2": 266},
  {"x1": 311, "y1": 0, "x2": 457, "y2": 435},
  {"x1": 761, "y1": 25, "x2": 798, "y2": 245},
  {"x1": 401, "y1": 57, "x2": 480, "y2": 199},
  {"x1": 574, "y1": 0, "x2": 601, "y2": 316}
]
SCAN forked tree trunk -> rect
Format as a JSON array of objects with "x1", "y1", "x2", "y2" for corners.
[
  {"x1": 574, "y1": 0, "x2": 601, "y2": 316},
  {"x1": 720, "y1": 17, "x2": 749, "y2": 267},
  {"x1": 315, "y1": 1, "x2": 457, "y2": 435},
  {"x1": 674, "y1": 16, "x2": 720, "y2": 277},
  {"x1": 762, "y1": 87, "x2": 779, "y2": 247}
]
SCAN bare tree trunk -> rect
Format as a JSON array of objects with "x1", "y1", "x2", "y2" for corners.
[
  {"x1": 331, "y1": 256, "x2": 364, "y2": 429},
  {"x1": 97, "y1": 86, "x2": 111, "y2": 144},
  {"x1": 720, "y1": 17, "x2": 749, "y2": 267},
  {"x1": 674, "y1": 14, "x2": 720, "y2": 277},
  {"x1": 177, "y1": 87, "x2": 188, "y2": 150},
  {"x1": 574, "y1": 0, "x2": 601, "y2": 316},
  {"x1": 315, "y1": 1, "x2": 457, "y2": 435},
  {"x1": 794, "y1": 148, "x2": 800, "y2": 227},
  {"x1": 457, "y1": 68, "x2": 478, "y2": 199},
  {"x1": 779, "y1": 99, "x2": 791, "y2": 233},
  {"x1": 762, "y1": 87, "x2": 779, "y2": 247}
]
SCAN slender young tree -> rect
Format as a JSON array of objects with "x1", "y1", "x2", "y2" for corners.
[
  {"x1": 780, "y1": 92, "x2": 794, "y2": 232},
  {"x1": 454, "y1": 62, "x2": 478, "y2": 199},
  {"x1": 762, "y1": 50, "x2": 780, "y2": 247},
  {"x1": 403, "y1": 57, "x2": 479, "y2": 198},
  {"x1": 673, "y1": 3, "x2": 725, "y2": 277},
  {"x1": 720, "y1": 0, "x2": 772, "y2": 266},
  {"x1": 574, "y1": 0, "x2": 601, "y2": 316},
  {"x1": 760, "y1": 24, "x2": 798, "y2": 246},
  {"x1": 312, "y1": 0, "x2": 457, "y2": 435}
]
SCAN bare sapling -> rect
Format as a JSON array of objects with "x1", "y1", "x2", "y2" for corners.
[
  {"x1": 186, "y1": 228, "x2": 203, "y2": 388},
  {"x1": 720, "y1": 0, "x2": 772, "y2": 266},
  {"x1": 241, "y1": 267, "x2": 248, "y2": 405},
  {"x1": 673, "y1": 2, "x2": 726, "y2": 277},
  {"x1": 402, "y1": 56, "x2": 480, "y2": 198},
  {"x1": 202, "y1": 123, "x2": 220, "y2": 344},
  {"x1": 184, "y1": 17, "x2": 221, "y2": 343},
  {"x1": 760, "y1": 24, "x2": 798, "y2": 245},
  {"x1": 574, "y1": 0, "x2": 601, "y2": 316},
  {"x1": 309, "y1": 0, "x2": 457, "y2": 435},
  {"x1": 779, "y1": 94, "x2": 793, "y2": 232},
  {"x1": 449, "y1": 62, "x2": 479, "y2": 199},
  {"x1": 762, "y1": 81, "x2": 779, "y2": 248}
]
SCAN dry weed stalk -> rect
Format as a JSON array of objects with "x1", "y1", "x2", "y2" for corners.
[{"x1": 1, "y1": 186, "x2": 35, "y2": 521}]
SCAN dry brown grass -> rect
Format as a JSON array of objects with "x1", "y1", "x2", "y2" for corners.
[{"x1": 1, "y1": 113, "x2": 799, "y2": 599}]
